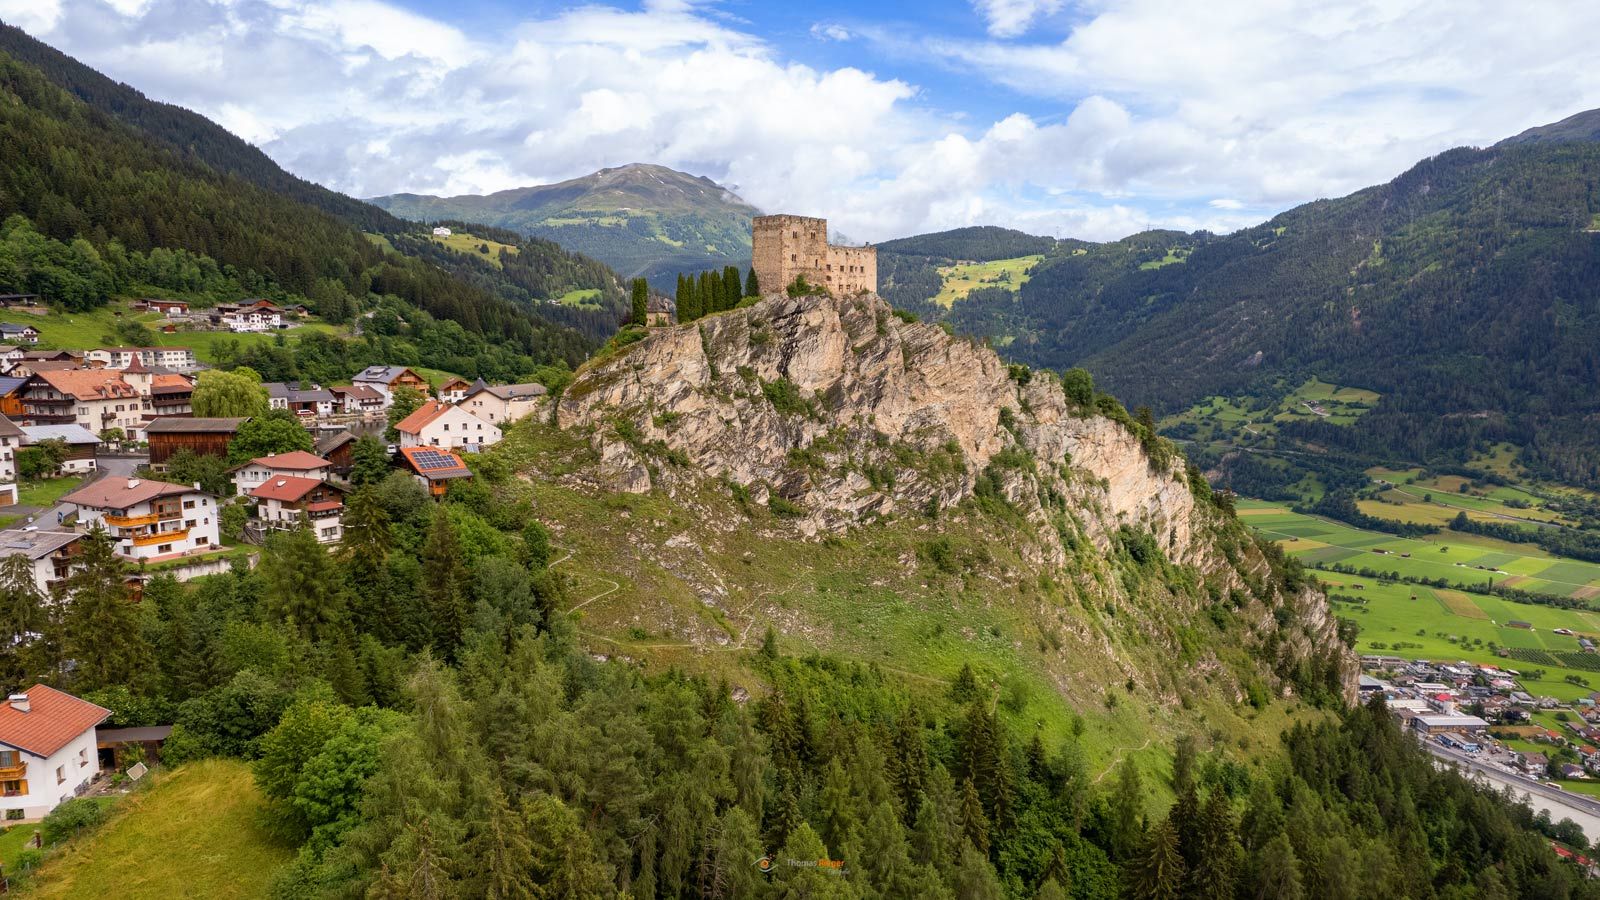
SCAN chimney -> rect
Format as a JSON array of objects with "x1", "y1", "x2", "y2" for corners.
[
  {"x1": 127, "y1": 478, "x2": 140, "y2": 489},
  {"x1": 193, "y1": 482, "x2": 201, "y2": 491},
  {"x1": 8, "y1": 694, "x2": 28, "y2": 713}
]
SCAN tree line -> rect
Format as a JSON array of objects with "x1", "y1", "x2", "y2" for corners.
[{"x1": 676, "y1": 266, "x2": 759, "y2": 322}]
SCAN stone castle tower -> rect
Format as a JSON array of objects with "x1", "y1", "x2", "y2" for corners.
[{"x1": 751, "y1": 215, "x2": 876, "y2": 297}]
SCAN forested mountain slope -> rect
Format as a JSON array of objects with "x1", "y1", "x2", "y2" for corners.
[
  {"x1": 886, "y1": 122, "x2": 1600, "y2": 487},
  {"x1": 370, "y1": 163, "x2": 760, "y2": 286},
  {"x1": 0, "y1": 25, "x2": 629, "y2": 359}
]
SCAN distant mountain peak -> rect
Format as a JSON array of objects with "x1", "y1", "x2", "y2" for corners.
[
  {"x1": 367, "y1": 163, "x2": 759, "y2": 283},
  {"x1": 1496, "y1": 106, "x2": 1600, "y2": 146}
]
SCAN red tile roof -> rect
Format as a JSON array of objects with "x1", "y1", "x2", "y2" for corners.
[
  {"x1": 0, "y1": 685, "x2": 111, "y2": 757},
  {"x1": 33, "y1": 369, "x2": 139, "y2": 401},
  {"x1": 250, "y1": 475, "x2": 325, "y2": 503},
  {"x1": 64, "y1": 477, "x2": 194, "y2": 509},
  {"x1": 245, "y1": 451, "x2": 330, "y2": 471},
  {"x1": 393, "y1": 399, "x2": 451, "y2": 435}
]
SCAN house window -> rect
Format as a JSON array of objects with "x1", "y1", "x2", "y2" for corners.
[
  {"x1": 55, "y1": 765, "x2": 64, "y2": 785},
  {"x1": 0, "y1": 751, "x2": 17, "y2": 768},
  {"x1": 185, "y1": 520, "x2": 196, "y2": 529},
  {"x1": 79, "y1": 748, "x2": 87, "y2": 767},
  {"x1": 158, "y1": 544, "x2": 172, "y2": 554},
  {"x1": 184, "y1": 500, "x2": 195, "y2": 509}
]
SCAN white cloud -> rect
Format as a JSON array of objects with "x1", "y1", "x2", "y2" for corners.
[
  {"x1": 11, "y1": 0, "x2": 1600, "y2": 244},
  {"x1": 972, "y1": 0, "x2": 1064, "y2": 38},
  {"x1": 0, "y1": 0, "x2": 64, "y2": 32}
]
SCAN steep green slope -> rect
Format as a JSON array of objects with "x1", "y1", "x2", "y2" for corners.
[
  {"x1": 0, "y1": 22, "x2": 396, "y2": 233},
  {"x1": 370, "y1": 163, "x2": 760, "y2": 285},
  {"x1": 887, "y1": 128, "x2": 1600, "y2": 489},
  {"x1": 0, "y1": 27, "x2": 628, "y2": 360}
]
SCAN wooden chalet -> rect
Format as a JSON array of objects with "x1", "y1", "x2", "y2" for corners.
[{"x1": 144, "y1": 417, "x2": 249, "y2": 468}]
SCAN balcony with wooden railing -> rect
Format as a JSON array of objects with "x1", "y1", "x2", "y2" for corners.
[
  {"x1": 0, "y1": 763, "x2": 25, "y2": 781},
  {"x1": 130, "y1": 527, "x2": 188, "y2": 547},
  {"x1": 104, "y1": 512, "x2": 160, "y2": 528}
]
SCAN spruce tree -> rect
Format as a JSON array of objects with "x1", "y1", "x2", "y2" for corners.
[
  {"x1": 745, "y1": 267, "x2": 760, "y2": 297},
  {"x1": 260, "y1": 521, "x2": 346, "y2": 643},
  {"x1": 62, "y1": 527, "x2": 149, "y2": 692},
  {"x1": 1110, "y1": 760, "x2": 1144, "y2": 860},
  {"x1": 723, "y1": 265, "x2": 741, "y2": 307},
  {"x1": 959, "y1": 776, "x2": 990, "y2": 855},
  {"x1": 479, "y1": 788, "x2": 535, "y2": 899},
  {"x1": 1184, "y1": 790, "x2": 1242, "y2": 900},
  {"x1": 422, "y1": 505, "x2": 470, "y2": 662},
  {"x1": 0, "y1": 552, "x2": 44, "y2": 687},
  {"x1": 1125, "y1": 817, "x2": 1185, "y2": 900}
]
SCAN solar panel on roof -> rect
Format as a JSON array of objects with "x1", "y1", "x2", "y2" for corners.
[{"x1": 411, "y1": 450, "x2": 460, "y2": 471}]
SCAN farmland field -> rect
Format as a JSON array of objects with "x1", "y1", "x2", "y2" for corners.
[
  {"x1": 931, "y1": 255, "x2": 1042, "y2": 307},
  {"x1": 428, "y1": 230, "x2": 519, "y2": 268},
  {"x1": 1244, "y1": 500, "x2": 1600, "y2": 699},
  {"x1": 1239, "y1": 500, "x2": 1600, "y2": 599},
  {"x1": 18, "y1": 306, "x2": 345, "y2": 364}
]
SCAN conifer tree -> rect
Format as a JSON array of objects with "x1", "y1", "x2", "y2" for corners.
[
  {"x1": 1184, "y1": 789, "x2": 1242, "y2": 900},
  {"x1": 630, "y1": 276, "x2": 648, "y2": 326},
  {"x1": 1110, "y1": 760, "x2": 1144, "y2": 860},
  {"x1": 745, "y1": 267, "x2": 760, "y2": 297},
  {"x1": 678, "y1": 274, "x2": 700, "y2": 322},
  {"x1": 723, "y1": 265, "x2": 742, "y2": 307},
  {"x1": 959, "y1": 776, "x2": 990, "y2": 855},
  {"x1": 260, "y1": 522, "x2": 346, "y2": 643},
  {"x1": 1125, "y1": 817, "x2": 1185, "y2": 900},
  {"x1": 62, "y1": 527, "x2": 149, "y2": 692},
  {"x1": 0, "y1": 552, "x2": 44, "y2": 687},
  {"x1": 1246, "y1": 833, "x2": 1304, "y2": 900},
  {"x1": 479, "y1": 788, "x2": 535, "y2": 899},
  {"x1": 422, "y1": 505, "x2": 471, "y2": 662},
  {"x1": 888, "y1": 707, "x2": 930, "y2": 823}
]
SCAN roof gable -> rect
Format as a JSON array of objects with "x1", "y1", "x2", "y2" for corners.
[{"x1": 0, "y1": 685, "x2": 111, "y2": 757}]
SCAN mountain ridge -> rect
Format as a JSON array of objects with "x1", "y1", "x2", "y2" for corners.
[
  {"x1": 369, "y1": 163, "x2": 760, "y2": 285},
  {"x1": 875, "y1": 109, "x2": 1600, "y2": 488}
]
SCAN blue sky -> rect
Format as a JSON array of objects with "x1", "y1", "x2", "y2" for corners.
[{"x1": 6, "y1": 0, "x2": 1600, "y2": 241}]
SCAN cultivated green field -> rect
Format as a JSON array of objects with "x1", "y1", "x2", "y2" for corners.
[
  {"x1": 428, "y1": 230, "x2": 519, "y2": 268},
  {"x1": 23, "y1": 759, "x2": 289, "y2": 899},
  {"x1": 1240, "y1": 500, "x2": 1600, "y2": 600},
  {"x1": 931, "y1": 255, "x2": 1042, "y2": 307}
]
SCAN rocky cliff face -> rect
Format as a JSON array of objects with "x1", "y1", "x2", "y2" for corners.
[{"x1": 557, "y1": 291, "x2": 1356, "y2": 703}]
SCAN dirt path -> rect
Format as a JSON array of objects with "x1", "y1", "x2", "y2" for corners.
[
  {"x1": 549, "y1": 543, "x2": 621, "y2": 611},
  {"x1": 1093, "y1": 737, "x2": 1153, "y2": 785}
]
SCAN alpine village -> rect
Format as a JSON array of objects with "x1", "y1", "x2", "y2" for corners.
[{"x1": 1, "y1": 9, "x2": 1600, "y2": 900}]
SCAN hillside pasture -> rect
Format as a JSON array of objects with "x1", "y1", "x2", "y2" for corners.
[
  {"x1": 428, "y1": 230, "x2": 520, "y2": 268},
  {"x1": 931, "y1": 255, "x2": 1042, "y2": 307},
  {"x1": 23, "y1": 759, "x2": 289, "y2": 899}
]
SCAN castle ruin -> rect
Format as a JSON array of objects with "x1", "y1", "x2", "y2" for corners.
[{"x1": 751, "y1": 215, "x2": 876, "y2": 297}]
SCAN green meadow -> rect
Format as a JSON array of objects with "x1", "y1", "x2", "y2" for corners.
[{"x1": 931, "y1": 255, "x2": 1042, "y2": 307}]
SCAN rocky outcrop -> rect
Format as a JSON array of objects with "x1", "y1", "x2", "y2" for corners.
[
  {"x1": 561, "y1": 293, "x2": 1195, "y2": 553},
  {"x1": 557, "y1": 291, "x2": 1356, "y2": 703}
]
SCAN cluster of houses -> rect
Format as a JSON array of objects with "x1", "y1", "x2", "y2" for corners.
[
  {"x1": 1364, "y1": 655, "x2": 1600, "y2": 781},
  {"x1": 0, "y1": 365, "x2": 549, "y2": 595},
  {"x1": 131, "y1": 297, "x2": 312, "y2": 334}
]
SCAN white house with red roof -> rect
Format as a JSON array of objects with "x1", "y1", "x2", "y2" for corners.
[
  {"x1": 230, "y1": 451, "x2": 332, "y2": 497},
  {"x1": 250, "y1": 476, "x2": 347, "y2": 543},
  {"x1": 63, "y1": 477, "x2": 220, "y2": 561},
  {"x1": 394, "y1": 399, "x2": 500, "y2": 451},
  {"x1": 0, "y1": 685, "x2": 111, "y2": 820}
]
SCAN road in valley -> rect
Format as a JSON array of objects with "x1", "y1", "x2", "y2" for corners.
[{"x1": 1426, "y1": 741, "x2": 1600, "y2": 840}]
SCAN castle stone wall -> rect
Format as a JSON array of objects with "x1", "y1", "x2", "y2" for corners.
[{"x1": 752, "y1": 214, "x2": 875, "y2": 296}]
